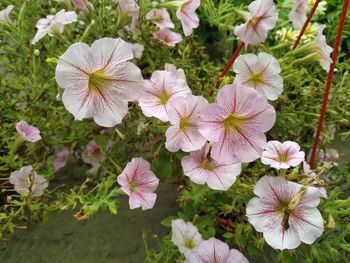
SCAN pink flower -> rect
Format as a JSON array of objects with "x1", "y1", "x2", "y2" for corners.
[
  {"x1": 315, "y1": 25, "x2": 333, "y2": 71},
  {"x1": 117, "y1": 158, "x2": 159, "y2": 210},
  {"x1": 246, "y1": 176, "x2": 324, "y2": 250},
  {"x1": 0, "y1": 5, "x2": 14, "y2": 23},
  {"x1": 55, "y1": 38, "x2": 144, "y2": 127},
  {"x1": 153, "y1": 28, "x2": 183, "y2": 46},
  {"x1": 53, "y1": 148, "x2": 70, "y2": 171},
  {"x1": 185, "y1": 237, "x2": 249, "y2": 263},
  {"x1": 139, "y1": 70, "x2": 191, "y2": 122},
  {"x1": 234, "y1": 0, "x2": 278, "y2": 46},
  {"x1": 176, "y1": 0, "x2": 200, "y2": 36},
  {"x1": 261, "y1": 141, "x2": 305, "y2": 170},
  {"x1": 171, "y1": 219, "x2": 203, "y2": 256},
  {"x1": 32, "y1": 9, "x2": 78, "y2": 44},
  {"x1": 165, "y1": 95, "x2": 208, "y2": 152},
  {"x1": 129, "y1": 43, "x2": 144, "y2": 59},
  {"x1": 146, "y1": 8, "x2": 174, "y2": 29},
  {"x1": 16, "y1": 121, "x2": 42, "y2": 143},
  {"x1": 82, "y1": 140, "x2": 105, "y2": 166},
  {"x1": 233, "y1": 52, "x2": 283, "y2": 101},
  {"x1": 288, "y1": 0, "x2": 307, "y2": 29},
  {"x1": 198, "y1": 83, "x2": 276, "y2": 164},
  {"x1": 71, "y1": 0, "x2": 94, "y2": 11},
  {"x1": 10, "y1": 165, "x2": 48, "y2": 197},
  {"x1": 116, "y1": 0, "x2": 140, "y2": 35},
  {"x1": 319, "y1": 148, "x2": 339, "y2": 164},
  {"x1": 165, "y1": 63, "x2": 187, "y2": 83},
  {"x1": 181, "y1": 144, "x2": 242, "y2": 190}
]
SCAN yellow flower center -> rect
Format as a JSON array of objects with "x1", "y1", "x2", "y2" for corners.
[
  {"x1": 248, "y1": 16, "x2": 259, "y2": 26},
  {"x1": 89, "y1": 69, "x2": 107, "y2": 91},
  {"x1": 158, "y1": 90, "x2": 170, "y2": 105},
  {"x1": 201, "y1": 160, "x2": 216, "y2": 170},
  {"x1": 223, "y1": 113, "x2": 244, "y2": 131},
  {"x1": 249, "y1": 72, "x2": 263, "y2": 86},
  {"x1": 184, "y1": 239, "x2": 195, "y2": 249},
  {"x1": 180, "y1": 116, "x2": 190, "y2": 130},
  {"x1": 129, "y1": 180, "x2": 137, "y2": 192},
  {"x1": 277, "y1": 153, "x2": 289, "y2": 162}
]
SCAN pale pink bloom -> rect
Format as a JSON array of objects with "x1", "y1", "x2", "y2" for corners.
[
  {"x1": 165, "y1": 95, "x2": 208, "y2": 152},
  {"x1": 171, "y1": 219, "x2": 203, "y2": 256},
  {"x1": 315, "y1": 25, "x2": 333, "y2": 71},
  {"x1": 176, "y1": 0, "x2": 200, "y2": 36},
  {"x1": 165, "y1": 63, "x2": 187, "y2": 83},
  {"x1": 117, "y1": 158, "x2": 159, "y2": 210},
  {"x1": 185, "y1": 237, "x2": 249, "y2": 263},
  {"x1": 116, "y1": 0, "x2": 140, "y2": 35},
  {"x1": 55, "y1": 38, "x2": 144, "y2": 127},
  {"x1": 146, "y1": 8, "x2": 175, "y2": 29},
  {"x1": 303, "y1": 161, "x2": 327, "y2": 198},
  {"x1": 82, "y1": 140, "x2": 105, "y2": 166},
  {"x1": 320, "y1": 148, "x2": 339, "y2": 163},
  {"x1": 233, "y1": 52, "x2": 283, "y2": 101},
  {"x1": 289, "y1": 0, "x2": 307, "y2": 29},
  {"x1": 10, "y1": 166, "x2": 48, "y2": 197},
  {"x1": 261, "y1": 141, "x2": 305, "y2": 170},
  {"x1": 246, "y1": 176, "x2": 324, "y2": 250},
  {"x1": 16, "y1": 121, "x2": 42, "y2": 143},
  {"x1": 0, "y1": 5, "x2": 14, "y2": 23},
  {"x1": 198, "y1": 83, "x2": 276, "y2": 164},
  {"x1": 32, "y1": 9, "x2": 78, "y2": 44},
  {"x1": 139, "y1": 70, "x2": 191, "y2": 122},
  {"x1": 53, "y1": 148, "x2": 70, "y2": 171},
  {"x1": 71, "y1": 0, "x2": 94, "y2": 11},
  {"x1": 153, "y1": 28, "x2": 183, "y2": 46},
  {"x1": 181, "y1": 144, "x2": 242, "y2": 190},
  {"x1": 234, "y1": 0, "x2": 278, "y2": 46},
  {"x1": 129, "y1": 43, "x2": 144, "y2": 59}
]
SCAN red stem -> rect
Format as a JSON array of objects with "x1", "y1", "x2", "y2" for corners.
[
  {"x1": 209, "y1": 41, "x2": 245, "y2": 97},
  {"x1": 293, "y1": 0, "x2": 320, "y2": 50},
  {"x1": 309, "y1": 0, "x2": 349, "y2": 169}
]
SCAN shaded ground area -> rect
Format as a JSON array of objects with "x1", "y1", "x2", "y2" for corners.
[{"x1": 0, "y1": 181, "x2": 178, "y2": 263}]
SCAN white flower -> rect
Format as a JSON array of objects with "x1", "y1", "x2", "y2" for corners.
[
  {"x1": 55, "y1": 38, "x2": 144, "y2": 127},
  {"x1": 233, "y1": 52, "x2": 283, "y2": 100},
  {"x1": 171, "y1": 219, "x2": 203, "y2": 256},
  {"x1": 261, "y1": 141, "x2": 305, "y2": 170},
  {"x1": 32, "y1": 9, "x2": 78, "y2": 44},
  {"x1": 0, "y1": 5, "x2": 14, "y2": 23},
  {"x1": 289, "y1": 0, "x2": 308, "y2": 29},
  {"x1": 247, "y1": 176, "x2": 324, "y2": 250}
]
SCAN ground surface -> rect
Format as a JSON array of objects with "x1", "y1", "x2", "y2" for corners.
[{"x1": 0, "y1": 181, "x2": 178, "y2": 263}]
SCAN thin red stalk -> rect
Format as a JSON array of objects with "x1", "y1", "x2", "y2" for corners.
[
  {"x1": 309, "y1": 0, "x2": 349, "y2": 169},
  {"x1": 209, "y1": 41, "x2": 245, "y2": 97},
  {"x1": 293, "y1": 0, "x2": 320, "y2": 50}
]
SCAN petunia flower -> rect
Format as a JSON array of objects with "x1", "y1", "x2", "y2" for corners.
[
  {"x1": 233, "y1": 52, "x2": 283, "y2": 101},
  {"x1": 129, "y1": 43, "x2": 144, "y2": 59},
  {"x1": 53, "y1": 147, "x2": 70, "y2": 171},
  {"x1": 171, "y1": 218, "x2": 203, "y2": 256},
  {"x1": 176, "y1": 0, "x2": 200, "y2": 37},
  {"x1": 146, "y1": 8, "x2": 175, "y2": 29},
  {"x1": 165, "y1": 63, "x2": 187, "y2": 83},
  {"x1": 116, "y1": 0, "x2": 140, "y2": 36},
  {"x1": 55, "y1": 38, "x2": 144, "y2": 127},
  {"x1": 246, "y1": 176, "x2": 324, "y2": 250},
  {"x1": 0, "y1": 5, "x2": 14, "y2": 23},
  {"x1": 234, "y1": 0, "x2": 278, "y2": 47},
  {"x1": 117, "y1": 158, "x2": 159, "y2": 210},
  {"x1": 261, "y1": 141, "x2": 305, "y2": 170},
  {"x1": 293, "y1": 25, "x2": 333, "y2": 71},
  {"x1": 82, "y1": 140, "x2": 105, "y2": 166},
  {"x1": 16, "y1": 121, "x2": 42, "y2": 143},
  {"x1": 139, "y1": 70, "x2": 191, "y2": 122},
  {"x1": 153, "y1": 28, "x2": 183, "y2": 46},
  {"x1": 289, "y1": 0, "x2": 307, "y2": 29},
  {"x1": 165, "y1": 95, "x2": 208, "y2": 152},
  {"x1": 10, "y1": 165, "x2": 48, "y2": 197},
  {"x1": 71, "y1": 0, "x2": 94, "y2": 11},
  {"x1": 32, "y1": 9, "x2": 78, "y2": 44},
  {"x1": 185, "y1": 237, "x2": 249, "y2": 263},
  {"x1": 198, "y1": 83, "x2": 276, "y2": 164},
  {"x1": 181, "y1": 144, "x2": 242, "y2": 191}
]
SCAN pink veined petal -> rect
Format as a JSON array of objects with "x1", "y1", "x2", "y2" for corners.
[
  {"x1": 228, "y1": 249, "x2": 249, "y2": 263},
  {"x1": 288, "y1": 0, "x2": 307, "y2": 29},
  {"x1": 90, "y1": 38, "x2": 134, "y2": 69},
  {"x1": 198, "y1": 104, "x2": 226, "y2": 142},
  {"x1": 206, "y1": 163, "x2": 241, "y2": 191},
  {"x1": 55, "y1": 42, "x2": 96, "y2": 89},
  {"x1": 129, "y1": 191, "x2": 157, "y2": 210},
  {"x1": 253, "y1": 176, "x2": 301, "y2": 199}
]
